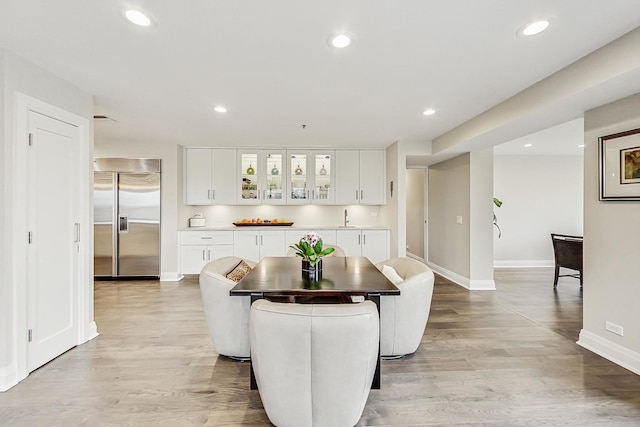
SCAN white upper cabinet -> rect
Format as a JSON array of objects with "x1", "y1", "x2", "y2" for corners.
[
  {"x1": 185, "y1": 147, "x2": 385, "y2": 206},
  {"x1": 287, "y1": 150, "x2": 335, "y2": 205},
  {"x1": 185, "y1": 148, "x2": 237, "y2": 205},
  {"x1": 335, "y1": 150, "x2": 386, "y2": 205},
  {"x1": 237, "y1": 150, "x2": 286, "y2": 205}
]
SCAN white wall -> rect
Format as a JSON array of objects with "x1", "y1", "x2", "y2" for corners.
[
  {"x1": 382, "y1": 140, "x2": 432, "y2": 259},
  {"x1": 406, "y1": 168, "x2": 425, "y2": 259},
  {"x1": 381, "y1": 142, "x2": 400, "y2": 258},
  {"x1": 0, "y1": 50, "x2": 94, "y2": 391},
  {"x1": 578, "y1": 92, "x2": 640, "y2": 375},
  {"x1": 0, "y1": 50, "x2": 8, "y2": 391},
  {"x1": 469, "y1": 149, "x2": 495, "y2": 287},
  {"x1": 428, "y1": 151, "x2": 494, "y2": 289},
  {"x1": 428, "y1": 154, "x2": 471, "y2": 277},
  {"x1": 493, "y1": 155, "x2": 583, "y2": 266}
]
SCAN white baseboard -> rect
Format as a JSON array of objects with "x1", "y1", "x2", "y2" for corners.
[
  {"x1": 427, "y1": 262, "x2": 495, "y2": 290},
  {"x1": 406, "y1": 252, "x2": 424, "y2": 263},
  {"x1": 160, "y1": 272, "x2": 184, "y2": 282},
  {"x1": 577, "y1": 329, "x2": 640, "y2": 375},
  {"x1": 494, "y1": 259, "x2": 554, "y2": 268},
  {"x1": 84, "y1": 321, "x2": 99, "y2": 342},
  {"x1": 0, "y1": 364, "x2": 18, "y2": 392},
  {"x1": 469, "y1": 279, "x2": 497, "y2": 290}
]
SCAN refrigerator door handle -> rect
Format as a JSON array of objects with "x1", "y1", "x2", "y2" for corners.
[{"x1": 119, "y1": 215, "x2": 129, "y2": 234}]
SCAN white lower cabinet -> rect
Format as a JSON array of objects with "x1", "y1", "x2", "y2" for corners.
[
  {"x1": 179, "y1": 228, "x2": 389, "y2": 272},
  {"x1": 233, "y1": 229, "x2": 286, "y2": 263},
  {"x1": 336, "y1": 229, "x2": 389, "y2": 264},
  {"x1": 179, "y1": 231, "x2": 234, "y2": 274}
]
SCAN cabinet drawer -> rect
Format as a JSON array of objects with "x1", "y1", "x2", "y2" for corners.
[{"x1": 180, "y1": 230, "x2": 233, "y2": 245}]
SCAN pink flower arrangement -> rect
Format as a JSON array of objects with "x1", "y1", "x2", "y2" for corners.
[{"x1": 289, "y1": 232, "x2": 334, "y2": 266}]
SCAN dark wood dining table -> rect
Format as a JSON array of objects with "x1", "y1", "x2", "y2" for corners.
[{"x1": 230, "y1": 256, "x2": 400, "y2": 390}]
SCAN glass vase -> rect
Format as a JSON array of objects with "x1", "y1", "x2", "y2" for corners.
[{"x1": 301, "y1": 258, "x2": 322, "y2": 279}]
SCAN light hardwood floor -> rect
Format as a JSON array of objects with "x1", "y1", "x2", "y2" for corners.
[{"x1": 1, "y1": 268, "x2": 639, "y2": 426}]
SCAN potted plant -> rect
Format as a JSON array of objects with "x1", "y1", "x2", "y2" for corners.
[
  {"x1": 493, "y1": 197, "x2": 503, "y2": 238},
  {"x1": 289, "y1": 232, "x2": 335, "y2": 274}
]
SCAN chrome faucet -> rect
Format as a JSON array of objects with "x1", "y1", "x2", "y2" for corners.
[{"x1": 344, "y1": 209, "x2": 349, "y2": 227}]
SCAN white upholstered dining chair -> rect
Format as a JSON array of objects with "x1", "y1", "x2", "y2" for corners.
[
  {"x1": 249, "y1": 299, "x2": 379, "y2": 427},
  {"x1": 199, "y1": 256, "x2": 256, "y2": 359},
  {"x1": 376, "y1": 257, "x2": 435, "y2": 358}
]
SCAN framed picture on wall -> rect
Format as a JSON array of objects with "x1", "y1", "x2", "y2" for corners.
[{"x1": 599, "y1": 127, "x2": 640, "y2": 201}]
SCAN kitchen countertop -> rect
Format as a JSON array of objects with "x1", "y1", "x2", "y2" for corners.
[{"x1": 178, "y1": 225, "x2": 390, "y2": 231}]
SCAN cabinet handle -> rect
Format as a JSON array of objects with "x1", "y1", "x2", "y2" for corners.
[
  {"x1": 255, "y1": 235, "x2": 258, "y2": 246},
  {"x1": 358, "y1": 234, "x2": 361, "y2": 245},
  {"x1": 212, "y1": 189, "x2": 215, "y2": 200},
  {"x1": 363, "y1": 234, "x2": 366, "y2": 245},
  {"x1": 208, "y1": 249, "x2": 211, "y2": 260},
  {"x1": 260, "y1": 235, "x2": 263, "y2": 246},
  {"x1": 263, "y1": 190, "x2": 266, "y2": 200},
  {"x1": 200, "y1": 237, "x2": 213, "y2": 240},
  {"x1": 208, "y1": 189, "x2": 211, "y2": 200},
  {"x1": 202, "y1": 250, "x2": 206, "y2": 261},
  {"x1": 356, "y1": 189, "x2": 359, "y2": 200},
  {"x1": 360, "y1": 190, "x2": 363, "y2": 200}
]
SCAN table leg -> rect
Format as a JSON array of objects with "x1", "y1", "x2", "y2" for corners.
[
  {"x1": 367, "y1": 293, "x2": 381, "y2": 390},
  {"x1": 249, "y1": 293, "x2": 263, "y2": 391}
]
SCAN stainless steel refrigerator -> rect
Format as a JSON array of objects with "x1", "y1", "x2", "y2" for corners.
[{"x1": 94, "y1": 158, "x2": 161, "y2": 278}]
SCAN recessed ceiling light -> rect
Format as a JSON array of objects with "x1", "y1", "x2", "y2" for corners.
[
  {"x1": 328, "y1": 33, "x2": 353, "y2": 49},
  {"x1": 422, "y1": 108, "x2": 436, "y2": 116},
  {"x1": 125, "y1": 9, "x2": 152, "y2": 27},
  {"x1": 519, "y1": 19, "x2": 550, "y2": 36},
  {"x1": 524, "y1": 144, "x2": 533, "y2": 148},
  {"x1": 214, "y1": 106, "x2": 228, "y2": 113}
]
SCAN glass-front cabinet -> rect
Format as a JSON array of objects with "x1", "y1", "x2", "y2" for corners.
[
  {"x1": 264, "y1": 152, "x2": 285, "y2": 203},
  {"x1": 286, "y1": 150, "x2": 334, "y2": 205},
  {"x1": 238, "y1": 150, "x2": 286, "y2": 205}
]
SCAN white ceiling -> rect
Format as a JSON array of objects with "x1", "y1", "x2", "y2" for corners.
[
  {"x1": 1, "y1": 1, "x2": 639, "y2": 150},
  {"x1": 494, "y1": 118, "x2": 585, "y2": 156}
]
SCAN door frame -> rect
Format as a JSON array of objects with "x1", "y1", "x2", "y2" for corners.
[
  {"x1": 13, "y1": 93, "x2": 96, "y2": 384},
  {"x1": 405, "y1": 166, "x2": 428, "y2": 263}
]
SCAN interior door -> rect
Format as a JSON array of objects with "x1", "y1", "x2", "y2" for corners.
[{"x1": 27, "y1": 111, "x2": 79, "y2": 371}]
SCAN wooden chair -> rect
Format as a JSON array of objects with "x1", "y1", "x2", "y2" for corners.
[{"x1": 551, "y1": 234, "x2": 583, "y2": 288}]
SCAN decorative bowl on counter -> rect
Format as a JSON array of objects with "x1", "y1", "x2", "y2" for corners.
[{"x1": 233, "y1": 218, "x2": 294, "y2": 227}]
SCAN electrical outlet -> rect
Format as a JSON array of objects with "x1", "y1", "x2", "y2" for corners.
[
  {"x1": 456, "y1": 215, "x2": 463, "y2": 224},
  {"x1": 605, "y1": 321, "x2": 624, "y2": 336}
]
